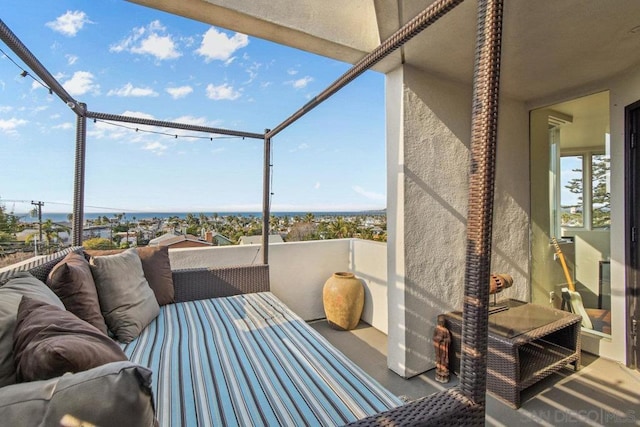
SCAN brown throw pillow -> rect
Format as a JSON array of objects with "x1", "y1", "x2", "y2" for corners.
[
  {"x1": 136, "y1": 246, "x2": 174, "y2": 305},
  {"x1": 13, "y1": 296, "x2": 127, "y2": 382},
  {"x1": 0, "y1": 272, "x2": 65, "y2": 387},
  {"x1": 85, "y1": 246, "x2": 174, "y2": 305},
  {"x1": 47, "y1": 252, "x2": 109, "y2": 335}
]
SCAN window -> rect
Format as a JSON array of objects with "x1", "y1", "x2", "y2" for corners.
[{"x1": 555, "y1": 150, "x2": 610, "y2": 234}]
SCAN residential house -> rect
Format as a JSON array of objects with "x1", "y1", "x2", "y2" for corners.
[{"x1": 149, "y1": 232, "x2": 213, "y2": 249}]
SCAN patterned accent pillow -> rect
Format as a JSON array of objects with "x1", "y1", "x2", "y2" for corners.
[
  {"x1": 89, "y1": 249, "x2": 160, "y2": 343},
  {"x1": 13, "y1": 296, "x2": 128, "y2": 382}
]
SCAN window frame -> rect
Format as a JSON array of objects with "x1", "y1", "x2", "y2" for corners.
[{"x1": 554, "y1": 147, "x2": 608, "y2": 235}]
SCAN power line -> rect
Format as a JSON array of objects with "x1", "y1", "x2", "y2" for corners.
[{"x1": 1, "y1": 199, "x2": 136, "y2": 213}]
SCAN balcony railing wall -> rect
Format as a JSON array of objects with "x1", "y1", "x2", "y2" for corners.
[{"x1": 169, "y1": 238, "x2": 388, "y2": 333}]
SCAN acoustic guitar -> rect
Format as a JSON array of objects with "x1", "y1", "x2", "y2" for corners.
[{"x1": 551, "y1": 237, "x2": 575, "y2": 291}]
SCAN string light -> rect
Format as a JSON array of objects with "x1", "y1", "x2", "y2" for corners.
[
  {"x1": 91, "y1": 118, "x2": 245, "y2": 142},
  {"x1": 2, "y1": 48, "x2": 250, "y2": 143},
  {"x1": 0, "y1": 47, "x2": 53, "y2": 93}
]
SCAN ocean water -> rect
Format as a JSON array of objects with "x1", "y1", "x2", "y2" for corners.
[{"x1": 17, "y1": 211, "x2": 385, "y2": 223}]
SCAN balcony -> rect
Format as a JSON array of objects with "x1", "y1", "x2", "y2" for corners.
[{"x1": 169, "y1": 239, "x2": 640, "y2": 425}]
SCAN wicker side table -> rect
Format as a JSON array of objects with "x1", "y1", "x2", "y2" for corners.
[{"x1": 444, "y1": 299, "x2": 581, "y2": 408}]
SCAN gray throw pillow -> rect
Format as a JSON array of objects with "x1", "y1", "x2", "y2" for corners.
[
  {"x1": 89, "y1": 249, "x2": 159, "y2": 343},
  {"x1": 0, "y1": 273, "x2": 65, "y2": 387},
  {"x1": 0, "y1": 361, "x2": 156, "y2": 427}
]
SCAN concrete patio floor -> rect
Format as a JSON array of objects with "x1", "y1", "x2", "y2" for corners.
[{"x1": 310, "y1": 320, "x2": 640, "y2": 426}]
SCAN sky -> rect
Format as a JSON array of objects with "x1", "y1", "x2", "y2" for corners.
[{"x1": 0, "y1": 0, "x2": 386, "y2": 215}]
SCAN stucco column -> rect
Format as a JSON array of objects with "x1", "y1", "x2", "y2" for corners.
[
  {"x1": 386, "y1": 64, "x2": 530, "y2": 377},
  {"x1": 387, "y1": 64, "x2": 471, "y2": 377}
]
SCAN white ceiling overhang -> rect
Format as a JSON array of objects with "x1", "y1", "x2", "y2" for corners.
[{"x1": 129, "y1": 0, "x2": 640, "y2": 103}]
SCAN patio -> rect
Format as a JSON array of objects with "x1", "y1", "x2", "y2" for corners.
[
  {"x1": 314, "y1": 321, "x2": 640, "y2": 426},
  {"x1": 170, "y1": 241, "x2": 640, "y2": 426},
  {"x1": 2, "y1": 0, "x2": 640, "y2": 423}
]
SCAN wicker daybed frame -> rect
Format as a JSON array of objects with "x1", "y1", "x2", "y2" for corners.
[{"x1": 1, "y1": 0, "x2": 505, "y2": 424}]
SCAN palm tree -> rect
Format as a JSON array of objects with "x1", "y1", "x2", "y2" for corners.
[
  {"x1": 269, "y1": 215, "x2": 279, "y2": 232},
  {"x1": 328, "y1": 217, "x2": 350, "y2": 239}
]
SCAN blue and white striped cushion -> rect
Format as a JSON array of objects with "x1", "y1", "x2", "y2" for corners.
[{"x1": 122, "y1": 292, "x2": 402, "y2": 426}]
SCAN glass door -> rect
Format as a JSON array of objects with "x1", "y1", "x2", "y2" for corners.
[{"x1": 531, "y1": 91, "x2": 612, "y2": 337}]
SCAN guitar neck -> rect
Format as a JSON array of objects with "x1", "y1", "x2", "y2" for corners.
[{"x1": 552, "y1": 238, "x2": 575, "y2": 291}]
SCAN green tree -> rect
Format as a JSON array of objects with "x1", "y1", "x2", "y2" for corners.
[
  {"x1": 564, "y1": 155, "x2": 610, "y2": 228},
  {"x1": 83, "y1": 237, "x2": 116, "y2": 250},
  {"x1": 0, "y1": 202, "x2": 18, "y2": 244},
  {"x1": 327, "y1": 217, "x2": 350, "y2": 238},
  {"x1": 41, "y1": 219, "x2": 68, "y2": 246}
]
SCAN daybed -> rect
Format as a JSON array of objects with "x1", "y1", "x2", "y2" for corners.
[{"x1": 0, "y1": 246, "x2": 406, "y2": 426}]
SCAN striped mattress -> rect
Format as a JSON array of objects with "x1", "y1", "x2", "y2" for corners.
[{"x1": 121, "y1": 292, "x2": 402, "y2": 426}]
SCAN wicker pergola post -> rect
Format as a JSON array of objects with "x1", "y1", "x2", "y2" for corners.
[
  {"x1": 72, "y1": 103, "x2": 87, "y2": 246},
  {"x1": 262, "y1": 132, "x2": 272, "y2": 264},
  {"x1": 460, "y1": 0, "x2": 504, "y2": 406}
]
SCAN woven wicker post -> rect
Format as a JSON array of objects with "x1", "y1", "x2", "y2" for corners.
[
  {"x1": 72, "y1": 103, "x2": 87, "y2": 247},
  {"x1": 262, "y1": 132, "x2": 271, "y2": 264},
  {"x1": 460, "y1": 0, "x2": 504, "y2": 409}
]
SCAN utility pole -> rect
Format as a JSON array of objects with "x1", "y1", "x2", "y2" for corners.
[{"x1": 31, "y1": 200, "x2": 44, "y2": 254}]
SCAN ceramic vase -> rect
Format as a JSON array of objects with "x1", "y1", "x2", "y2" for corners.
[{"x1": 322, "y1": 272, "x2": 364, "y2": 330}]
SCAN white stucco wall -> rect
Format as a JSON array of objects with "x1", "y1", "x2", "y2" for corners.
[
  {"x1": 169, "y1": 239, "x2": 388, "y2": 327},
  {"x1": 387, "y1": 64, "x2": 530, "y2": 377},
  {"x1": 351, "y1": 239, "x2": 388, "y2": 334}
]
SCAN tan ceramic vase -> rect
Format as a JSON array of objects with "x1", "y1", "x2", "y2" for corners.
[{"x1": 322, "y1": 272, "x2": 364, "y2": 330}]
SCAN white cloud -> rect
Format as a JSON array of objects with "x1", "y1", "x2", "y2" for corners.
[
  {"x1": 206, "y1": 83, "x2": 240, "y2": 101},
  {"x1": 196, "y1": 27, "x2": 249, "y2": 63},
  {"x1": 166, "y1": 85, "x2": 193, "y2": 99},
  {"x1": 62, "y1": 71, "x2": 99, "y2": 96},
  {"x1": 314, "y1": 182, "x2": 321, "y2": 189},
  {"x1": 107, "y1": 83, "x2": 159, "y2": 97},
  {"x1": 287, "y1": 68, "x2": 299, "y2": 75},
  {"x1": 132, "y1": 33, "x2": 181, "y2": 60},
  {"x1": 289, "y1": 142, "x2": 310, "y2": 153},
  {"x1": 142, "y1": 141, "x2": 168, "y2": 155},
  {"x1": 121, "y1": 110, "x2": 156, "y2": 120},
  {"x1": 286, "y1": 76, "x2": 313, "y2": 89},
  {"x1": 0, "y1": 118, "x2": 28, "y2": 134},
  {"x1": 352, "y1": 185, "x2": 385, "y2": 201},
  {"x1": 0, "y1": 106, "x2": 13, "y2": 113},
  {"x1": 171, "y1": 115, "x2": 209, "y2": 126},
  {"x1": 46, "y1": 11, "x2": 92, "y2": 37},
  {"x1": 110, "y1": 21, "x2": 181, "y2": 60},
  {"x1": 53, "y1": 122, "x2": 74, "y2": 130},
  {"x1": 244, "y1": 62, "x2": 261, "y2": 84},
  {"x1": 66, "y1": 54, "x2": 78, "y2": 65}
]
